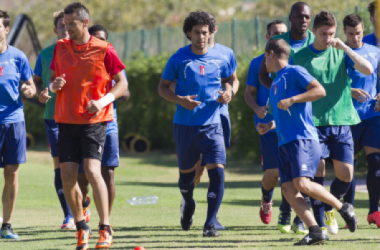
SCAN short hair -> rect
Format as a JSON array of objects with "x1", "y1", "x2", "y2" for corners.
[
  {"x1": 290, "y1": 2, "x2": 310, "y2": 16},
  {"x1": 0, "y1": 10, "x2": 10, "y2": 28},
  {"x1": 368, "y1": 1, "x2": 376, "y2": 17},
  {"x1": 183, "y1": 10, "x2": 216, "y2": 40},
  {"x1": 343, "y1": 14, "x2": 363, "y2": 29},
  {"x1": 89, "y1": 25, "x2": 108, "y2": 40},
  {"x1": 313, "y1": 10, "x2": 336, "y2": 30},
  {"x1": 64, "y1": 2, "x2": 90, "y2": 22},
  {"x1": 265, "y1": 38, "x2": 290, "y2": 60},
  {"x1": 267, "y1": 20, "x2": 285, "y2": 35},
  {"x1": 207, "y1": 12, "x2": 216, "y2": 26},
  {"x1": 53, "y1": 11, "x2": 65, "y2": 28}
]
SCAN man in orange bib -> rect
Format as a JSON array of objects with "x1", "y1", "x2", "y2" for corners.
[{"x1": 49, "y1": 2, "x2": 128, "y2": 249}]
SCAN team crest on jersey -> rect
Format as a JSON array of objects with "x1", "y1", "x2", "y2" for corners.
[
  {"x1": 200, "y1": 65, "x2": 205, "y2": 76},
  {"x1": 0, "y1": 66, "x2": 3, "y2": 77}
]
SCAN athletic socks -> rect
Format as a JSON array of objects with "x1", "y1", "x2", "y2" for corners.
[
  {"x1": 366, "y1": 153, "x2": 380, "y2": 214},
  {"x1": 54, "y1": 168, "x2": 73, "y2": 218},
  {"x1": 178, "y1": 171, "x2": 196, "y2": 211},
  {"x1": 310, "y1": 177, "x2": 325, "y2": 227},
  {"x1": 301, "y1": 192, "x2": 311, "y2": 207},
  {"x1": 1, "y1": 223, "x2": 11, "y2": 230},
  {"x1": 280, "y1": 190, "x2": 291, "y2": 213},
  {"x1": 324, "y1": 178, "x2": 351, "y2": 212},
  {"x1": 83, "y1": 196, "x2": 90, "y2": 208},
  {"x1": 309, "y1": 225, "x2": 322, "y2": 234},
  {"x1": 76, "y1": 220, "x2": 87, "y2": 231},
  {"x1": 99, "y1": 224, "x2": 112, "y2": 235},
  {"x1": 343, "y1": 159, "x2": 357, "y2": 205},
  {"x1": 204, "y1": 167, "x2": 225, "y2": 227},
  {"x1": 261, "y1": 186, "x2": 274, "y2": 203}
]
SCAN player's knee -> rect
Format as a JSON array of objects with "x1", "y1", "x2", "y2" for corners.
[
  {"x1": 293, "y1": 178, "x2": 311, "y2": 194},
  {"x1": 3, "y1": 165, "x2": 18, "y2": 182}
]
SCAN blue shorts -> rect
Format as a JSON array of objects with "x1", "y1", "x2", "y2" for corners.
[
  {"x1": 260, "y1": 132, "x2": 279, "y2": 171},
  {"x1": 278, "y1": 139, "x2": 321, "y2": 184},
  {"x1": 174, "y1": 123, "x2": 226, "y2": 171},
  {"x1": 44, "y1": 119, "x2": 59, "y2": 157},
  {"x1": 317, "y1": 125, "x2": 354, "y2": 165},
  {"x1": 78, "y1": 133, "x2": 119, "y2": 173},
  {"x1": 0, "y1": 121, "x2": 26, "y2": 168},
  {"x1": 351, "y1": 116, "x2": 380, "y2": 155},
  {"x1": 220, "y1": 114, "x2": 231, "y2": 148}
]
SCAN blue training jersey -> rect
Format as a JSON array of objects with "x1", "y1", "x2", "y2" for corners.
[
  {"x1": 345, "y1": 43, "x2": 380, "y2": 120},
  {"x1": 212, "y1": 43, "x2": 237, "y2": 116},
  {"x1": 246, "y1": 53, "x2": 275, "y2": 132},
  {"x1": 270, "y1": 65, "x2": 318, "y2": 147},
  {"x1": 162, "y1": 45, "x2": 233, "y2": 126},
  {"x1": 363, "y1": 33, "x2": 378, "y2": 47},
  {"x1": 0, "y1": 45, "x2": 33, "y2": 124},
  {"x1": 289, "y1": 36, "x2": 308, "y2": 49}
]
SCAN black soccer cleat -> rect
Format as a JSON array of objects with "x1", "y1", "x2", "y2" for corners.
[
  {"x1": 294, "y1": 232, "x2": 327, "y2": 246},
  {"x1": 181, "y1": 208, "x2": 195, "y2": 231},
  {"x1": 203, "y1": 225, "x2": 220, "y2": 237},
  {"x1": 338, "y1": 202, "x2": 358, "y2": 233}
]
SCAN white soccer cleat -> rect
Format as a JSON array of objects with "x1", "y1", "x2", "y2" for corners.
[{"x1": 324, "y1": 210, "x2": 338, "y2": 235}]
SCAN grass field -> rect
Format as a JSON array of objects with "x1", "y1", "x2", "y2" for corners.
[{"x1": 0, "y1": 150, "x2": 379, "y2": 250}]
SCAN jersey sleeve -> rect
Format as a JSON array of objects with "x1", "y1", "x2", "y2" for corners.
[
  {"x1": 344, "y1": 53, "x2": 355, "y2": 71},
  {"x1": 162, "y1": 56, "x2": 178, "y2": 81},
  {"x1": 20, "y1": 55, "x2": 34, "y2": 81},
  {"x1": 50, "y1": 45, "x2": 57, "y2": 71},
  {"x1": 229, "y1": 51, "x2": 238, "y2": 72},
  {"x1": 246, "y1": 59, "x2": 259, "y2": 87},
  {"x1": 104, "y1": 44, "x2": 126, "y2": 76},
  {"x1": 294, "y1": 66, "x2": 315, "y2": 89},
  {"x1": 221, "y1": 59, "x2": 233, "y2": 79},
  {"x1": 34, "y1": 54, "x2": 42, "y2": 77}
]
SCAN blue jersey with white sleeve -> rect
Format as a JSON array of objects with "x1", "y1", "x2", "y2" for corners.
[
  {"x1": 162, "y1": 45, "x2": 233, "y2": 126},
  {"x1": 270, "y1": 65, "x2": 318, "y2": 147},
  {"x1": 363, "y1": 33, "x2": 378, "y2": 47},
  {"x1": 0, "y1": 45, "x2": 33, "y2": 124}
]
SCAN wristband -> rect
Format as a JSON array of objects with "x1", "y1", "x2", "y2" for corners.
[
  {"x1": 99, "y1": 93, "x2": 115, "y2": 108},
  {"x1": 49, "y1": 82, "x2": 57, "y2": 93}
]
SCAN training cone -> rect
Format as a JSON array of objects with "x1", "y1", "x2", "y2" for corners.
[{"x1": 134, "y1": 247, "x2": 146, "y2": 250}]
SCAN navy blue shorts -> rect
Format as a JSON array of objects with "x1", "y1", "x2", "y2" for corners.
[
  {"x1": 351, "y1": 116, "x2": 380, "y2": 155},
  {"x1": 0, "y1": 121, "x2": 26, "y2": 168},
  {"x1": 44, "y1": 119, "x2": 59, "y2": 157},
  {"x1": 279, "y1": 139, "x2": 321, "y2": 184},
  {"x1": 220, "y1": 114, "x2": 231, "y2": 148},
  {"x1": 174, "y1": 123, "x2": 226, "y2": 171},
  {"x1": 78, "y1": 133, "x2": 119, "y2": 173},
  {"x1": 260, "y1": 132, "x2": 279, "y2": 171},
  {"x1": 317, "y1": 125, "x2": 354, "y2": 165}
]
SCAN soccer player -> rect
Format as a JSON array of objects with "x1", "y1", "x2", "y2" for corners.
[
  {"x1": 158, "y1": 11, "x2": 233, "y2": 237},
  {"x1": 363, "y1": 1, "x2": 379, "y2": 46},
  {"x1": 0, "y1": 10, "x2": 37, "y2": 239},
  {"x1": 49, "y1": 2, "x2": 128, "y2": 249},
  {"x1": 341, "y1": 14, "x2": 380, "y2": 227},
  {"x1": 77, "y1": 24, "x2": 130, "y2": 228},
  {"x1": 33, "y1": 11, "x2": 75, "y2": 230},
  {"x1": 258, "y1": 38, "x2": 358, "y2": 245},
  {"x1": 289, "y1": 11, "x2": 373, "y2": 235}
]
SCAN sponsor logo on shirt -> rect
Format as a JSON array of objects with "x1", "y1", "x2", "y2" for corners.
[
  {"x1": 301, "y1": 164, "x2": 308, "y2": 171},
  {"x1": 369, "y1": 53, "x2": 377, "y2": 60},
  {"x1": 0, "y1": 66, "x2": 3, "y2": 77},
  {"x1": 208, "y1": 192, "x2": 217, "y2": 198},
  {"x1": 200, "y1": 65, "x2": 205, "y2": 76}
]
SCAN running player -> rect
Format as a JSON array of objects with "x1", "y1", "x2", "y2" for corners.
[
  {"x1": 363, "y1": 1, "x2": 379, "y2": 46},
  {"x1": 33, "y1": 11, "x2": 75, "y2": 230},
  {"x1": 258, "y1": 38, "x2": 357, "y2": 245},
  {"x1": 340, "y1": 14, "x2": 380, "y2": 227},
  {"x1": 178, "y1": 12, "x2": 239, "y2": 231},
  {"x1": 290, "y1": 11, "x2": 373, "y2": 235},
  {"x1": 49, "y1": 2, "x2": 128, "y2": 249},
  {"x1": 158, "y1": 11, "x2": 233, "y2": 237},
  {"x1": 0, "y1": 10, "x2": 37, "y2": 239},
  {"x1": 77, "y1": 24, "x2": 130, "y2": 230}
]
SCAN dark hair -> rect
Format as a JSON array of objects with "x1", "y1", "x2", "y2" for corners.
[
  {"x1": 343, "y1": 14, "x2": 363, "y2": 29},
  {"x1": 267, "y1": 20, "x2": 285, "y2": 35},
  {"x1": 53, "y1": 11, "x2": 65, "y2": 28},
  {"x1": 290, "y1": 2, "x2": 310, "y2": 16},
  {"x1": 368, "y1": 1, "x2": 376, "y2": 17},
  {"x1": 0, "y1": 10, "x2": 11, "y2": 28},
  {"x1": 64, "y1": 2, "x2": 90, "y2": 21},
  {"x1": 265, "y1": 38, "x2": 290, "y2": 60},
  {"x1": 313, "y1": 10, "x2": 336, "y2": 30},
  {"x1": 183, "y1": 10, "x2": 216, "y2": 40},
  {"x1": 207, "y1": 12, "x2": 216, "y2": 26},
  {"x1": 89, "y1": 25, "x2": 108, "y2": 40}
]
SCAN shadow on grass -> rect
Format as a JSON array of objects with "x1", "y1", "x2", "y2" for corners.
[{"x1": 117, "y1": 181, "x2": 265, "y2": 189}]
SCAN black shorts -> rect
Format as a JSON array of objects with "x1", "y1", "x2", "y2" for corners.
[{"x1": 57, "y1": 122, "x2": 107, "y2": 164}]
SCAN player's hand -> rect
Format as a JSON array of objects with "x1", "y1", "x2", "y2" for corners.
[
  {"x1": 52, "y1": 74, "x2": 66, "y2": 92},
  {"x1": 217, "y1": 90, "x2": 232, "y2": 104},
  {"x1": 39, "y1": 88, "x2": 51, "y2": 103},
  {"x1": 351, "y1": 88, "x2": 370, "y2": 103},
  {"x1": 278, "y1": 98, "x2": 294, "y2": 110},
  {"x1": 329, "y1": 38, "x2": 346, "y2": 50},
  {"x1": 257, "y1": 123, "x2": 269, "y2": 135},
  {"x1": 179, "y1": 95, "x2": 201, "y2": 110},
  {"x1": 254, "y1": 106, "x2": 269, "y2": 119},
  {"x1": 374, "y1": 93, "x2": 380, "y2": 112},
  {"x1": 86, "y1": 100, "x2": 103, "y2": 118},
  {"x1": 21, "y1": 83, "x2": 35, "y2": 98}
]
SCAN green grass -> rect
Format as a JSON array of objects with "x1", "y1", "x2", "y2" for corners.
[{"x1": 0, "y1": 151, "x2": 379, "y2": 249}]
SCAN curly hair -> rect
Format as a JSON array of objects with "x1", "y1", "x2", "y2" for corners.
[
  {"x1": 313, "y1": 10, "x2": 336, "y2": 30},
  {"x1": 89, "y1": 25, "x2": 108, "y2": 40},
  {"x1": 183, "y1": 10, "x2": 216, "y2": 41}
]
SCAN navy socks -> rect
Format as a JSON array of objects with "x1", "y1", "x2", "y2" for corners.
[
  {"x1": 324, "y1": 177, "x2": 351, "y2": 212},
  {"x1": 343, "y1": 159, "x2": 357, "y2": 205},
  {"x1": 310, "y1": 177, "x2": 325, "y2": 227},
  {"x1": 178, "y1": 171, "x2": 196, "y2": 210},
  {"x1": 366, "y1": 153, "x2": 380, "y2": 214},
  {"x1": 54, "y1": 168, "x2": 73, "y2": 218},
  {"x1": 280, "y1": 189, "x2": 291, "y2": 213},
  {"x1": 261, "y1": 186, "x2": 274, "y2": 203},
  {"x1": 205, "y1": 168, "x2": 225, "y2": 227}
]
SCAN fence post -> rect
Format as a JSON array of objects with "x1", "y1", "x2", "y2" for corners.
[
  {"x1": 232, "y1": 18, "x2": 236, "y2": 52},
  {"x1": 158, "y1": 26, "x2": 162, "y2": 54},
  {"x1": 123, "y1": 32, "x2": 128, "y2": 60},
  {"x1": 255, "y1": 16, "x2": 261, "y2": 50},
  {"x1": 141, "y1": 29, "x2": 147, "y2": 57},
  {"x1": 355, "y1": 5, "x2": 358, "y2": 14}
]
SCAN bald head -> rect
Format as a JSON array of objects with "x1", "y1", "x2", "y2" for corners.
[{"x1": 289, "y1": 2, "x2": 312, "y2": 37}]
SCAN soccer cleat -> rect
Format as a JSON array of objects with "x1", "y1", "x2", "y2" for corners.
[
  {"x1": 0, "y1": 227, "x2": 19, "y2": 239},
  {"x1": 259, "y1": 198, "x2": 273, "y2": 224},
  {"x1": 76, "y1": 228, "x2": 92, "y2": 250},
  {"x1": 83, "y1": 196, "x2": 91, "y2": 223},
  {"x1": 214, "y1": 218, "x2": 225, "y2": 230},
  {"x1": 367, "y1": 211, "x2": 380, "y2": 228},
  {"x1": 324, "y1": 210, "x2": 338, "y2": 235},
  {"x1": 180, "y1": 197, "x2": 185, "y2": 215},
  {"x1": 294, "y1": 232, "x2": 327, "y2": 246},
  {"x1": 277, "y1": 211, "x2": 291, "y2": 233},
  {"x1": 203, "y1": 224, "x2": 220, "y2": 237},
  {"x1": 292, "y1": 216, "x2": 308, "y2": 235},
  {"x1": 321, "y1": 227, "x2": 329, "y2": 241},
  {"x1": 96, "y1": 227, "x2": 113, "y2": 249},
  {"x1": 61, "y1": 216, "x2": 76, "y2": 230},
  {"x1": 180, "y1": 201, "x2": 195, "y2": 231},
  {"x1": 338, "y1": 203, "x2": 357, "y2": 233}
]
